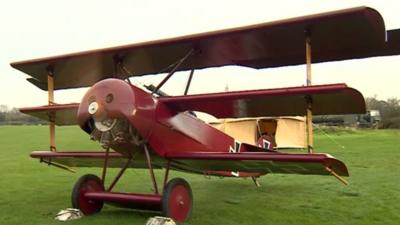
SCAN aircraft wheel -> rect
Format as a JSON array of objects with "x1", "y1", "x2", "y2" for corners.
[
  {"x1": 71, "y1": 174, "x2": 104, "y2": 215},
  {"x1": 162, "y1": 178, "x2": 193, "y2": 222}
]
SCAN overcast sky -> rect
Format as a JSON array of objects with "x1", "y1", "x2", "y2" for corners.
[{"x1": 1, "y1": 0, "x2": 399, "y2": 108}]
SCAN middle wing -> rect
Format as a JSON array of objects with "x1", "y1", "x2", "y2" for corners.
[
  {"x1": 159, "y1": 83, "x2": 365, "y2": 118},
  {"x1": 20, "y1": 103, "x2": 79, "y2": 125},
  {"x1": 19, "y1": 84, "x2": 365, "y2": 124}
]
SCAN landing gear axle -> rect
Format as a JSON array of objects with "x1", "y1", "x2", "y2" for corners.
[{"x1": 71, "y1": 174, "x2": 193, "y2": 222}]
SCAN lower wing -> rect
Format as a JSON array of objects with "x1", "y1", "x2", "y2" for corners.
[
  {"x1": 30, "y1": 150, "x2": 348, "y2": 183},
  {"x1": 166, "y1": 151, "x2": 348, "y2": 176}
]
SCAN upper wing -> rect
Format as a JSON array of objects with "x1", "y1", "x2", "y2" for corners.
[
  {"x1": 159, "y1": 83, "x2": 365, "y2": 118},
  {"x1": 19, "y1": 103, "x2": 79, "y2": 125},
  {"x1": 382, "y1": 28, "x2": 400, "y2": 56},
  {"x1": 10, "y1": 7, "x2": 391, "y2": 90}
]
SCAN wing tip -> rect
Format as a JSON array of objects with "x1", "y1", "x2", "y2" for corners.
[{"x1": 325, "y1": 158, "x2": 349, "y2": 177}]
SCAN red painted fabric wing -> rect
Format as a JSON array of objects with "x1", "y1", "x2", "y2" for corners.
[
  {"x1": 19, "y1": 103, "x2": 79, "y2": 125},
  {"x1": 30, "y1": 151, "x2": 152, "y2": 169},
  {"x1": 167, "y1": 151, "x2": 348, "y2": 176},
  {"x1": 160, "y1": 83, "x2": 365, "y2": 118},
  {"x1": 30, "y1": 150, "x2": 348, "y2": 177},
  {"x1": 11, "y1": 7, "x2": 390, "y2": 90}
]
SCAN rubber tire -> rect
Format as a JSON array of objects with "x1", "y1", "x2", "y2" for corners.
[
  {"x1": 162, "y1": 178, "x2": 193, "y2": 223},
  {"x1": 71, "y1": 174, "x2": 104, "y2": 215}
]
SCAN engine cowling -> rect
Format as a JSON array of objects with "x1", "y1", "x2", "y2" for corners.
[{"x1": 77, "y1": 78, "x2": 153, "y2": 154}]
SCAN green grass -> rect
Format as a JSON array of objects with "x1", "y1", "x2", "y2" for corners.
[{"x1": 0, "y1": 126, "x2": 399, "y2": 225}]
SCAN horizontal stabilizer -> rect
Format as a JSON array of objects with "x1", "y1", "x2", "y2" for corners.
[
  {"x1": 20, "y1": 103, "x2": 79, "y2": 125},
  {"x1": 160, "y1": 83, "x2": 365, "y2": 118},
  {"x1": 11, "y1": 7, "x2": 389, "y2": 90}
]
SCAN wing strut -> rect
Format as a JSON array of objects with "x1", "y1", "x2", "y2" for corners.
[
  {"x1": 325, "y1": 166, "x2": 349, "y2": 185},
  {"x1": 144, "y1": 145, "x2": 159, "y2": 195},
  {"x1": 152, "y1": 48, "x2": 195, "y2": 95},
  {"x1": 101, "y1": 147, "x2": 110, "y2": 185},
  {"x1": 184, "y1": 69, "x2": 195, "y2": 95},
  {"x1": 40, "y1": 158, "x2": 75, "y2": 172},
  {"x1": 47, "y1": 66, "x2": 56, "y2": 151},
  {"x1": 305, "y1": 29, "x2": 314, "y2": 154}
]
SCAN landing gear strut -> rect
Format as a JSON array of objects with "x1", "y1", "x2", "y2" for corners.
[{"x1": 70, "y1": 149, "x2": 193, "y2": 222}]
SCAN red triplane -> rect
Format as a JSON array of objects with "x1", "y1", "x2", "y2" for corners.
[{"x1": 11, "y1": 7, "x2": 400, "y2": 222}]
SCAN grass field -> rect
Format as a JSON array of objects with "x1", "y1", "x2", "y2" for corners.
[{"x1": 0, "y1": 126, "x2": 399, "y2": 225}]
